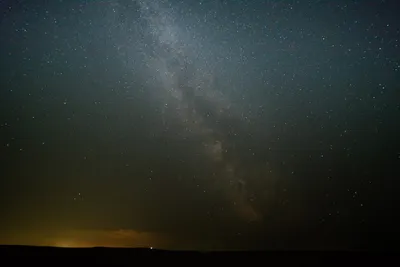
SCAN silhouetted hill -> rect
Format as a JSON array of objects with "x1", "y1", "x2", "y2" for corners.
[{"x1": 0, "y1": 245, "x2": 397, "y2": 265}]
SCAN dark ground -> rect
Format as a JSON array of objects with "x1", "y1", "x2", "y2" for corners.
[{"x1": 0, "y1": 245, "x2": 398, "y2": 265}]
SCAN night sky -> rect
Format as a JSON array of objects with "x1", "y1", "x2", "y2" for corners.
[{"x1": 0, "y1": 0, "x2": 399, "y2": 250}]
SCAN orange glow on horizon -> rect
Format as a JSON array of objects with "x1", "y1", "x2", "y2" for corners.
[
  {"x1": 1, "y1": 229, "x2": 184, "y2": 249},
  {"x1": 46, "y1": 229, "x2": 166, "y2": 249},
  {"x1": 53, "y1": 240, "x2": 93, "y2": 248}
]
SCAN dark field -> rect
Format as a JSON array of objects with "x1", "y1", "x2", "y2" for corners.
[{"x1": 0, "y1": 245, "x2": 397, "y2": 265}]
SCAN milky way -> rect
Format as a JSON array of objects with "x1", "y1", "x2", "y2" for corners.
[{"x1": 133, "y1": 0, "x2": 260, "y2": 221}]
